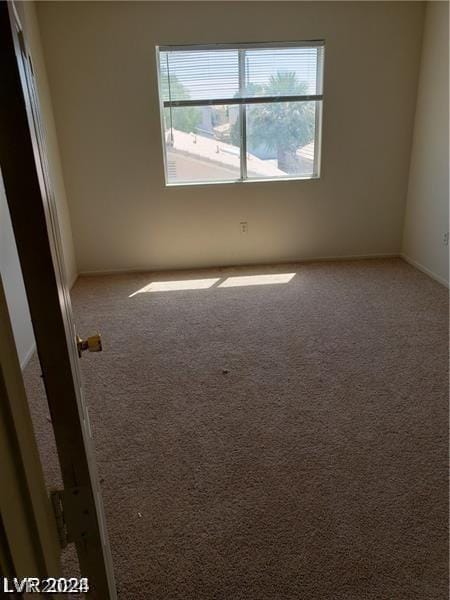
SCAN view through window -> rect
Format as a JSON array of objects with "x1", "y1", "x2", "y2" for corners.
[{"x1": 157, "y1": 42, "x2": 325, "y2": 185}]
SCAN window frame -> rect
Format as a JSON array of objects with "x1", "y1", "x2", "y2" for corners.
[{"x1": 156, "y1": 40, "x2": 325, "y2": 187}]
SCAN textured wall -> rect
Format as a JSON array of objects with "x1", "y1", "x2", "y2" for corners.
[
  {"x1": 402, "y1": 1, "x2": 449, "y2": 286},
  {"x1": 37, "y1": 1, "x2": 424, "y2": 273}
]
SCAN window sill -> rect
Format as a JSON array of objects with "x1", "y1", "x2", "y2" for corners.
[{"x1": 164, "y1": 174, "x2": 320, "y2": 188}]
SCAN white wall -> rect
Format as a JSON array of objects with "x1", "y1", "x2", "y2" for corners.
[
  {"x1": 402, "y1": 1, "x2": 449, "y2": 287},
  {"x1": 37, "y1": 1, "x2": 425, "y2": 273},
  {"x1": 0, "y1": 171, "x2": 35, "y2": 368}
]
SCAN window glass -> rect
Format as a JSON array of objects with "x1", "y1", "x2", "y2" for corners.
[
  {"x1": 164, "y1": 105, "x2": 241, "y2": 183},
  {"x1": 158, "y1": 42, "x2": 324, "y2": 185},
  {"x1": 246, "y1": 101, "x2": 318, "y2": 179}
]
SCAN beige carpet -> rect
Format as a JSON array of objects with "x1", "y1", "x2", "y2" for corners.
[{"x1": 25, "y1": 258, "x2": 449, "y2": 599}]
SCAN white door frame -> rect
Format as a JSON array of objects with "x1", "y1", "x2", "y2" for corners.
[{"x1": 0, "y1": 273, "x2": 62, "y2": 589}]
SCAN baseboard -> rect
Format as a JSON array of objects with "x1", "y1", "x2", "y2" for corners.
[
  {"x1": 291, "y1": 252, "x2": 401, "y2": 265},
  {"x1": 78, "y1": 253, "x2": 401, "y2": 277},
  {"x1": 20, "y1": 341, "x2": 36, "y2": 371},
  {"x1": 401, "y1": 253, "x2": 449, "y2": 288},
  {"x1": 68, "y1": 272, "x2": 78, "y2": 289}
]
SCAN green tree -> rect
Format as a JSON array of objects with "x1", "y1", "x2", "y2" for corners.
[
  {"x1": 161, "y1": 74, "x2": 201, "y2": 135},
  {"x1": 231, "y1": 72, "x2": 315, "y2": 173}
]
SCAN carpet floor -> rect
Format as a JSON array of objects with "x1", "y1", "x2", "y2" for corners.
[{"x1": 24, "y1": 258, "x2": 448, "y2": 599}]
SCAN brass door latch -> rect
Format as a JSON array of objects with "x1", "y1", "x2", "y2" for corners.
[{"x1": 76, "y1": 333, "x2": 102, "y2": 357}]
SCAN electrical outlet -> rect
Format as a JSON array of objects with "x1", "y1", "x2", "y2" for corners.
[
  {"x1": 443, "y1": 232, "x2": 449, "y2": 247},
  {"x1": 240, "y1": 221, "x2": 248, "y2": 234}
]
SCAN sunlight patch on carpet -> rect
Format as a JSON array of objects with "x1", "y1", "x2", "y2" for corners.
[
  {"x1": 219, "y1": 273, "x2": 295, "y2": 288},
  {"x1": 129, "y1": 278, "x2": 220, "y2": 296}
]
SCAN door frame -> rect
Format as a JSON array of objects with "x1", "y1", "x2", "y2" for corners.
[
  {"x1": 0, "y1": 273, "x2": 62, "y2": 588},
  {"x1": 0, "y1": 2, "x2": 116, "y2": 597}
]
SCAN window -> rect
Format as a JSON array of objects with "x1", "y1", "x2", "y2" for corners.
[{"x1": 157, "y1": 41, "x2": 325, "y2": 185}]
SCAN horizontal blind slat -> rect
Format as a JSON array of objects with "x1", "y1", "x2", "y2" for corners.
[
  {"x1": 245, "y1": 47, "x2": 323, "y2": 97},
  {"x1": 159, "y1": 44, "x2": 323, "y2": 105},
  {"x1": 160, "y1": 50, "x2": 239, "y2": 102}
]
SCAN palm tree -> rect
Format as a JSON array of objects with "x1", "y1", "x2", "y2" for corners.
[{"x1": 247, "y1": 72, "x2": 315, "y2": 172}]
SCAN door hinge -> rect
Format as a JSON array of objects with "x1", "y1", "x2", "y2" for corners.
[
  {"x1": 50, "y1": 486, "x2": 95, "y2": 550},
  {"x1": 17, "y1": 29, "x2": 26, "y2": 55},
  {"x1": 50, "y1": 490, "x2": 68, "y2": 549}
]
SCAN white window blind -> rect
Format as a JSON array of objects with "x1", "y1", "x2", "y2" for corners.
[
  {"x1": 159, "y1": 50, "x2": 240, "y2": 103},
  {"x1": 157, "y1": 41, "x2": 325, "y2": 184},
  {"x1": 245, "y1": 46, "x2": 323, "y2": 98}
]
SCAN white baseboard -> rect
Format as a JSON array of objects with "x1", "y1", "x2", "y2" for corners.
[
  {"x1": 68, "y1": 272, "x2": 78, "y2": 289},
  {"x1": 401, "y1": 253, "x2": 449, "y2": 288},
  {"x1": 78, "y1": 253, "x2": 401, "y2": 277},
  {"x1": 294, "y1": 252, "x2": 400, "y2": 264},
  {"x1": 20, "y1": 341, "x2": 36, "y2": 371}
]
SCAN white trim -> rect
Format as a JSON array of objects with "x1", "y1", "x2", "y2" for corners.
[
  {"x1": 238, "y1": 48, "x2": 247, "y2": 181},
  {"x1": 157, "y1": 41, "x2": 325, "y2": 187},
  {"x1": 78, "y1": 253, "x2": 401, "y2": 278},
  {"x1": 401, "y1": 253, "x2": 449, "y2": 288},
  {"x1": 163, "y1": 94, "x2": 323, "y2": 109},
  {"x1": 0, "y1": 262, "x2": 61, "y2": 582},
  {"x1": 68, "y1": 272, "x2": 78, "y2": 289},
  {"x1": 165, "y1": 174, "x2": 320, "y2": 188},
  {"x1": 20, "y1": 341, "x2": 36, "y2": 371},
  {"x1": 158, "y1": 40, "x2": 325, "y2": 53}
]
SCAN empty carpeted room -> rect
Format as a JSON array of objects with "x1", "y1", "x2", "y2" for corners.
[{"x1": 0, "y1": 1, "x2": 448, "y2": 599}]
